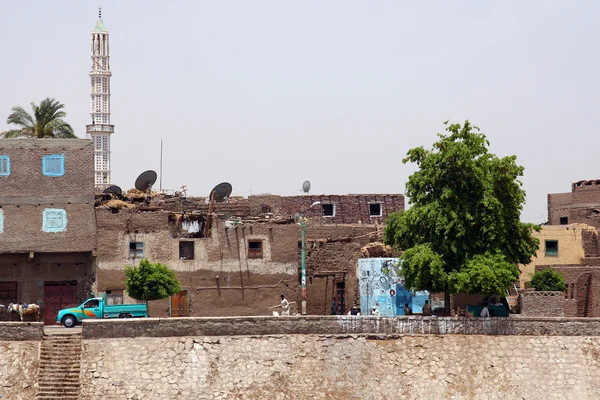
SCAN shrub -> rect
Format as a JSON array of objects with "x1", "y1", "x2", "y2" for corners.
[{"x1": 530, "y1": 268, "x2": 566, "y2": 292}]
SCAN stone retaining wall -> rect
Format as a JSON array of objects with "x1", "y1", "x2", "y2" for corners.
[
  {"x1": 83, "y1": 316, "x2": 600, "y2": 338},
  {"x1": 80, "y1": 334, "x2": 600, "y2": 400},
  {"x1": 0, "y1": 322, "x2": 44, "y2": 341},
  {"x1": 0, "y1": 341, "x2": 40, "y2": 400}
]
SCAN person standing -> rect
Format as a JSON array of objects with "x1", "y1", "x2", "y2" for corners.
[
  {"x1": 480, "y1": 302, "x2": 490, "y2": 318},
  {"x1": 371, "y1": 306, "x2": 381, "y2": 316},
  {"x1": 404, "y1": 303, "x2": 413, "y2": 316},
  {"x1": 330, "y1": 297, "x2": 338, "y2": 315},
  {"x1": 422, "y1": 300, "x2": 432, "y2": 316},
  {"x1": 280, "y1": 294, "x2": 291, "y2": 316}
]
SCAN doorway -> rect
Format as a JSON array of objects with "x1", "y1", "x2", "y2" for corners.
[
  {"x1": 170, "y1": 290, "x2": 189, "y2": 317},
  {"x1": 43, "y1": 281, "x2": 79, "y2": 325}
]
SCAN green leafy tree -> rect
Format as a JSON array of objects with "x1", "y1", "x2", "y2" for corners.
[
  {"x1": 384, "y1": 121, "x2": 540, "y2": 314},
  {"x1": 530, "y1": 268, "x2": 566, "y2": 292},
  {"x1": 125, "y1": 259, "x2": 182, "y2": 316},
  {"x1": 1, "y1": 97, "x2": 76, "y2": 138}
]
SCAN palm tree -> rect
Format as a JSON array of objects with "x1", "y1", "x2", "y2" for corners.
[{"x1": 1, "y1": 97, "x2": 76, "y2": 138}]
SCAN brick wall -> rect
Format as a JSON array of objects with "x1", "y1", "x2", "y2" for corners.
[
  {"x1": 0, "y1": 138, "x2": 94, "y2": 196},
  {"x1": 520, "y1": 291, "x2": 565, "y2": 317},
  {"x1": 0, "y1": 138, "x2": 96, "y2": 253},
  {"x1": 536, "y1": 264, "x2": 600, "y2": 317},
  {"x1": 0, "y1": 204, "x2": 96, "y2": 253}
]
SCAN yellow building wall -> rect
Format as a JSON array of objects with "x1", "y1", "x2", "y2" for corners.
[{"x1": 518, "y1": 225, "x2": 587, "y2": 288}]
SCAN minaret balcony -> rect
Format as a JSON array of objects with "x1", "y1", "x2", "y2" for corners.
[{"x1": 86, "y1": 124, "x2": 114, "y2": 133}]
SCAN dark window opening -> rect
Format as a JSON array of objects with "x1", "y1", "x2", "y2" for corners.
[
  {"x1": 179, "y1": 241, "x2": 195, "y2": 260},
  {"x1": 322, "y1": 203, "x2": 335, "y2": 217},
  {"x1": 545, "y1": 240, "x2": 558, "y2": 257},
  {"x1": 559, "y1": 216, "x2": 568, "y2": 225},
  {"x1": 248, "y1": 240, "x2": 263, "y2": 259},
  {"x1": 0, "y1": 281, "x2": 17, "y2": 304},
  {"x1": 369, "y1": 203, "x2": 382, "y2": 217},
  {"x1": 129, "y1": 242, "x2": 144, "y2": 258}
]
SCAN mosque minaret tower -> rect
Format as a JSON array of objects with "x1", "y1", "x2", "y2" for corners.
[{"x1": 86, "y1": 7, "x2": 113, "y2": 188}]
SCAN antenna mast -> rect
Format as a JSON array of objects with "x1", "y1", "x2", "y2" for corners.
[{"x1": 159, "y1": 139, "x2": 163, "y2": 192}]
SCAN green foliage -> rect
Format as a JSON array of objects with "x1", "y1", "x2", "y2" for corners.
[
  {"x1": 384, "y1": 121, "x2": 540, "y2": 296},
  {"x1": 530, "y1": 268, "x2": 566, "y2": 292},
  {"x1": 124, "y1": 259, "x2": 182, "y2": 301},
  {"x1": 1, "y1": 98, "x2": 76, "y2": 138}
]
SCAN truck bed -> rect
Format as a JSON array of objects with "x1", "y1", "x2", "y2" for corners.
[{"x1": 102, "y1": 303, "x2": 147, "y2": 318}]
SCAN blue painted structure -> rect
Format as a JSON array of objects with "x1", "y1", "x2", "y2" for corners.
[
  {"x1": 42, "y1": 208, "x2": 67, "y2": 232},
  {"x1": 358, "y1": 258, "x2": 429, "y2": 317}
]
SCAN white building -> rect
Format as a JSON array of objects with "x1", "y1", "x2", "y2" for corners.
[{"x1": 86, "y1": 7, "x2": 113, "y2": 189}]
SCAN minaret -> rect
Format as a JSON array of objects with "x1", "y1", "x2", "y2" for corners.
[{"x1": 86, "y1": 7, "x2": 113, "y2": 189}]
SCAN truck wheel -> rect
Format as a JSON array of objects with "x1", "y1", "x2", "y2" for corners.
[
  {"x1": 62, "y1": 315, "x2": 77, "y2": 328},
  {"x1": 118, "y1": 313, "x2": 132, "y2": 318}
]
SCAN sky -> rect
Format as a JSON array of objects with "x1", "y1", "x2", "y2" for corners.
[{"x1": 1, "y1": 1, "x2": 598, "y2": 223}]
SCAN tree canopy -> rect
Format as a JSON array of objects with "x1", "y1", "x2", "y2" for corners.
[
  {"x1": 384, "y1": 121, "x2": 539, "y2": 305},
  {"x1": 125, "y1": 259, "x2": 182, "y2": 302},
  {"x1": 530, "y1": 268, "x2": 566, "y2": 292},
  {"x1": 1, "y1": 97, "x2": 76, "y2": 138}
]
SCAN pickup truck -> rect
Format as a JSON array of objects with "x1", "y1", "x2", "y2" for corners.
[{"x1": 56, "y1": 296, "x2": 148, "y2": 328}]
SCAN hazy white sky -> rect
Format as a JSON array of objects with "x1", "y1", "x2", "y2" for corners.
[{"x1": 1, "y1": 1, "x2": 598, "y2": 223}]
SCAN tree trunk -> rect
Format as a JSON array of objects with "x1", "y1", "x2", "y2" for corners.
[
  {"x1": 444, "y1": 284, "x2": 451, "y2": 316},
  {"x1": 146, "y1": 300, "x2": 149, "y2": 317}
]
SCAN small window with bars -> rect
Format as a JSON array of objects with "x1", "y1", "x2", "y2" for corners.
[
  {"x1": 42, "y1": 208, "x2": 67, "y2": 232},
  {"x1": 248, "y1": 240, "x2": 263, "y2": 259},
  {"x1": 0, "y1": 155, "x2": 10, "y2": 176},
  {"x1": 42, "y1": 154, "x2": 64, "y2": 176}
]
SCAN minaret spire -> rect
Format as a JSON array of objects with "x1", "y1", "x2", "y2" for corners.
[{"x1": 86, "y1": 7, "x2": 113, "y2": 189}]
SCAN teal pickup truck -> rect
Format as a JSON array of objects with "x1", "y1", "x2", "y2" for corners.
[{"x1": 56, "y1": 295, "x2": 148, "y2": 328}]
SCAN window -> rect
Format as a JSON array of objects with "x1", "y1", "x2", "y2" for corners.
[
  {"x1": 545, "y1": 240, "x2": 558, "y2": 257},
  {"x1": 129, "y1": 242, "x2": 144, "y2": 258},
  {"x1": 0, "y1": 209, "x2": 3, "y2": 233},
  {"x1": 42, "y1": 154, "x2": 64, "y2": 176},
  {"x1": 105, "y1": 290, "x2": 123, "y2": 305},
  {"x1": 248, "y1": 240, "x2": 263, "y2": 259},
  {"x1": 0, "y1": 282, "x2": 17, "y2": 305},
  {"x1": 0, "y1": 155, "x2": 10, "y2": 176},
  {"x1": 369, "y1": 203, "x2": 382, "y2": 217},
  {"x1": 42, "y1": 209, "x2": 67, "y2": 232},
  {"x1": 560, "y1": 216, "x2": 568, "y2": 225},
  {"x1": 179, "y1": 241, "x2": 195, "y2": 260},
  {"x1": 322, "y1": 203, "x2": 335, "y2": 217}
]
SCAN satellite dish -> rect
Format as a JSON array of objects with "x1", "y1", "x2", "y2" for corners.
[
  {"x1": 103, "y1": 185, "x2": 122, "y2": 196},
  {"x1": 211, "y1": 182, "x2": 233, "y2": 202},
  {"x1": 302, "y1": 180, "x2": 311, "y2": 193},
  {"x1": 135, "y1": 170, "x2": 157, "y2": 191}
]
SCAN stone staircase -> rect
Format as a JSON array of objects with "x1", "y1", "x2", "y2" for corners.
[{"x1": 36, "y1": 332, "x2": 82, "y2": 400}]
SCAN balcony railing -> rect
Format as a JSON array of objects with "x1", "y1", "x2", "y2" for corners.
[{"x1": 86, "y1": 124, "x2": 114, "y2": 133}]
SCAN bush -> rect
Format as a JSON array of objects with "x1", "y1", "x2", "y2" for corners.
[
  {"x1": 125, "y1": 259, "x2": 182, "y2": 302},
  {"x1": 530, "y1": 268, "x2": 566, "y2": 292}
]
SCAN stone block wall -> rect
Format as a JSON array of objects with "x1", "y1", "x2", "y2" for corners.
[
  {"x1": 80, "y1": 334, "x2": 600, "y2": 400},
  {"x1": 520, "y1": 291, "x2": 565, "y2": 317},
  {"x1": 0, "y1": 322, "x2": 43, "y2": 340},
  {"x1": 0, "y1": 340, "x2": 40, "y2": 400},
  {"x1": 82, "y1": 316, "x2": 600, "y2": 338}
]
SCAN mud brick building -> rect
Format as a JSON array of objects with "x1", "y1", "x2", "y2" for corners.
[
  {"x1": 548, "y1": 179, "x2": 600, "y2": 227},
  {"x1": 93, "y1": 192, "x2": 402, "y2": 317},
  {"x1": 0, "y1": 139, "x2": 97, "y2": 324}
]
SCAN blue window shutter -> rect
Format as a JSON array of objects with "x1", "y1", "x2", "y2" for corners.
[
  {"x1": 42, "y1": 208, "x2": 67, "y2": 232},
  {"x1": 42, "y1": 154, "x2": 65, "y2": 177},
  {"x1": 0, "y1": 156, "x2": 10, "y2": 176}
]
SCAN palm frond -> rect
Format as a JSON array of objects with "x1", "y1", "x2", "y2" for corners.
[
  {"x1": 0, "y1": 129, "x2": 34, "y2": 138},
  {"x1": 7, "y1": 106, "x2": 35, "y2": 128}
]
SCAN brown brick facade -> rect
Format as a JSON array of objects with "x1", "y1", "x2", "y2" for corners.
[
  {"x1": 548, "y1": 180, "x2": 600, "y2": 226},
  {"x1": 519, "y1": 291, "x2": 565, "y2": 317}
]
